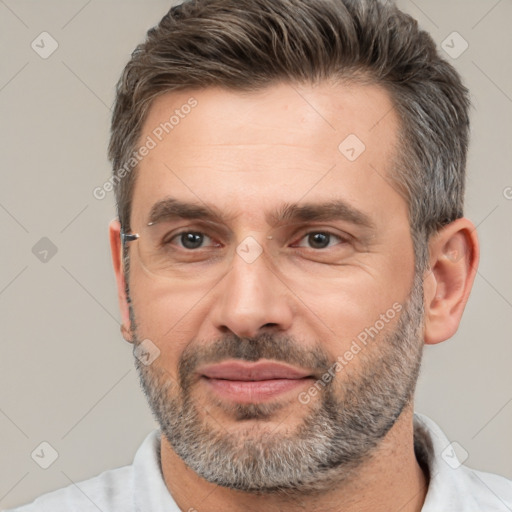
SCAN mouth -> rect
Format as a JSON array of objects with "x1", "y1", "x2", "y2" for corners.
[{"x1": 198, "y1": 360, "x2": 315, "y2": 403}]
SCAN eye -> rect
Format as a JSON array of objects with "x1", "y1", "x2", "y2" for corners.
[
  {"x1": 163, "y1": 229, "x2": 348, "y2": 252},
  {"x1": 168, "y1": 231, "x2": 219, "y2": 250},
  {"x1": 292, "y1": 231, "x2": 348, "y2": 250}
]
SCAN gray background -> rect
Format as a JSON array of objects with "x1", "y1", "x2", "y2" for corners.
[{"x1": 1, "y1": 0, "x2": 511, "y2": 509}]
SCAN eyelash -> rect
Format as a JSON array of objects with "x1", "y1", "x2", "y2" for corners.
[{"x1": 165, "y1": 229, "x2": 350, "y2": 251}]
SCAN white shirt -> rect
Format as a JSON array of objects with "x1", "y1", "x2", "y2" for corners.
[{"x1": 5, "y1": 413, "x2": 512, "y2": 511}]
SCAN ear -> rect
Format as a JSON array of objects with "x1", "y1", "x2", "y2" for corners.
[
  {"x1": 109, "y1": 219, "x2": 133, "y2": 343},
  {"x1": 422, "y1": 217, "x2": 479, "y2": 345}
]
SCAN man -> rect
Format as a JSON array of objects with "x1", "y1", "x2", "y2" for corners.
[{"x1": 8, "y1": 0, "x2": 512, "y2": 510}]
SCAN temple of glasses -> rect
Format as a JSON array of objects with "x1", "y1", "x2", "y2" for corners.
[{"x1": 121, "y1": 232, "x2": 139, "y2": 246}]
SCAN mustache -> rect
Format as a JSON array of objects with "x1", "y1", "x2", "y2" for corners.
[{"x1": 177, "y1": 332, "x2": 332, "y2": 386}]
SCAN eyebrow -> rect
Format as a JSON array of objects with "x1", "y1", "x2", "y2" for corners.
[{"x1": 148, "y1": 197, "x2": 376, "y2": 231}]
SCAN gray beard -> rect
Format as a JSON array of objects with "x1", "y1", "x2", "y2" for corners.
[{"x1": 131, "y1": 272, "x2": 425, "y2": 496}]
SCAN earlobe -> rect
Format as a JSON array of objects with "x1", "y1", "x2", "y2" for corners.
[
  {"x1": 120, "y1": 323, "x2": 134, "y2": 344},
  {"x1": 109, "y1": 219, "x2": 133, "y2": 343},
  {"x1": 423, "y1": 218, "x2": 479, "y2": 345}
]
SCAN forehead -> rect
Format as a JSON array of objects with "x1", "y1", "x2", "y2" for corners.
[{"x1": 131, "y1": 82, "x2": 404, "y2": 229}]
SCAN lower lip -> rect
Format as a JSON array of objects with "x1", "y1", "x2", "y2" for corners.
[{"x1": 202, "y1": 377, "x2": 313, "y2": 403}]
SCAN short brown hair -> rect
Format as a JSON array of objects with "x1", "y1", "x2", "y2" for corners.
[{"x1": 108, "y1": 0, "x2": 470, "y2": 273}]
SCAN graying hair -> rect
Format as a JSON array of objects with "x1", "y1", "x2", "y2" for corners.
[{"x1": 108, "y1": 0, "x2": 471, "y2": 274}]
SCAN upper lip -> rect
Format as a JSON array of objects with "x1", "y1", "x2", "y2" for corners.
[{"x1": 199, "y1": 360, "x2": 312, "y2": 381}]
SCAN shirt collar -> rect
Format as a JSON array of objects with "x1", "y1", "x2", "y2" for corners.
[
  {"x1": 413, "y1": 412, "x2": 512, "y2": 511},
  {"x1": 132, "y1": 430, "x2": 181, "y2": 512}
]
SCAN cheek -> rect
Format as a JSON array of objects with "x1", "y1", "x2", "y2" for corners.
[
  {"x1": 298, "y1": 267, "x2": 410, "y2": 354},
  {"x1": 128, "y1": 274, "x2": 209, "y2": 367}
]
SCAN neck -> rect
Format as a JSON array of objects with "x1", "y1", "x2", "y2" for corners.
[{"x1": 160, "y1": 404, "x2": 428, "y2": 512}]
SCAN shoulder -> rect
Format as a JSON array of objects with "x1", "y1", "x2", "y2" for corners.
[
  {"x1": 4, "y1": 430, "x2": 163, "y2": 512},
  {"x1": 456, "y1": 466, "x2": 512, "y2": 510},
  {"x1": 414, "y1": 412, "x2": 512, "y2": 511},
  {"x1": 3, "y1": 465, "x2": 134, "y2": 512}
]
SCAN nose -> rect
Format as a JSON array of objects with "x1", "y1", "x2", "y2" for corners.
[{"x1": 210, "y1": 243, "x2": 294, "y2": 339}]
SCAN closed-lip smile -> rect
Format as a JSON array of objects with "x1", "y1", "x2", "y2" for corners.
[{"x1": 198, "y1": 360, "x2": 314, "y2": 403}]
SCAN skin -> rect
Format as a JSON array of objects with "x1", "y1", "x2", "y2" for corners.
[{"x1": 110, "y1": 82, "x2": 479, "y2": 512}]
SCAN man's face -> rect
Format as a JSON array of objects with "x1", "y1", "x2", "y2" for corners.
[{"x1": 125, "y1": 82, "x2": 423, "y2": 492}]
